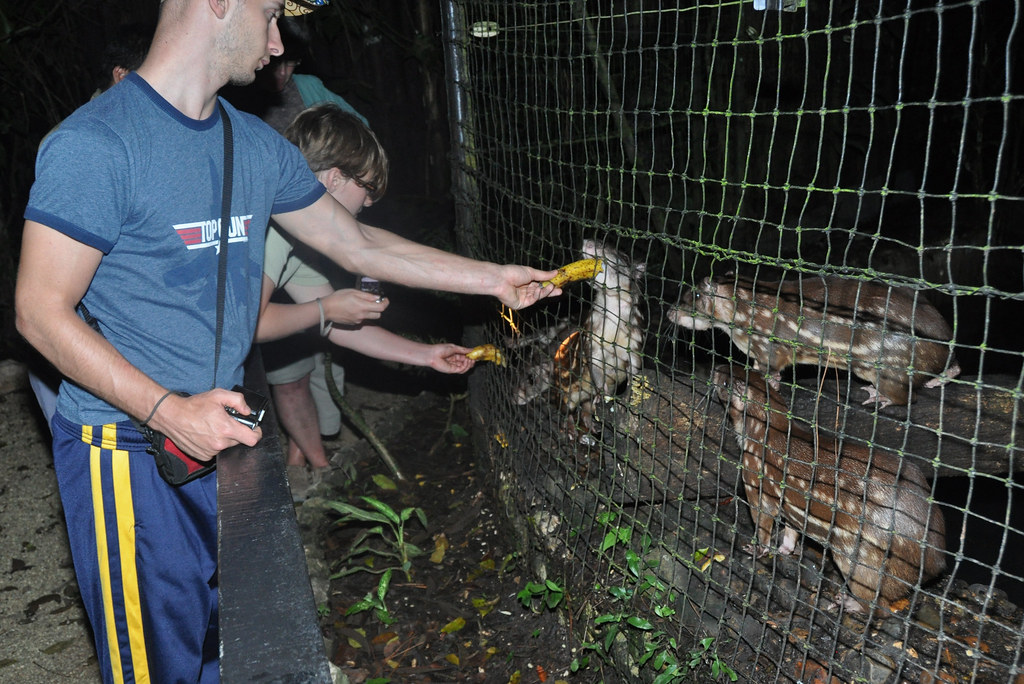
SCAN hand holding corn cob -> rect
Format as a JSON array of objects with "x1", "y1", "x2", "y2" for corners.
[{"x1": 540, "y1": 258, "x2": 603, "y2": 288}]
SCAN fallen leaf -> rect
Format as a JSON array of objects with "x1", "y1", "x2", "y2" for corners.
[
  {"x1": 472, "y1": 595, "x2": 500, "y2": 617},
  {"x1": 693, "y1": 546, "x2": 726, "y2": 572},
  {"x1": 372, "y1": 473, "x2": 397, "y2": 490},
  {"x1": 441, "y1": 616, "x2": 466, "y2": 634},
  {"x1": 431, "y1": 533, "x2": 449, "y2": 563},
  {"x1": 445, "y1": 653, "x2": 460, "y2": 665},
  {"x1": 889, "y1": 597, "x2": 911, "y2": 612}
]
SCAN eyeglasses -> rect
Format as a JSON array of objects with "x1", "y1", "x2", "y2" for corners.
[{"x1": 350, "y1": 175, "x2": 379, "y2": 200}]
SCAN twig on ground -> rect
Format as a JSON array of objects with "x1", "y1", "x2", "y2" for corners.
[{"x1": 324, "y1": 353, "x2": 405, "y2": 481}]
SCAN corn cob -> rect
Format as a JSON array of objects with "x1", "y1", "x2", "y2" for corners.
[
  {"x1": 541, "y1": 258, "x2": 603, "y2": 288},
  {"x1": 466, "y1": 344, "x2": 505, "y2": 366}
]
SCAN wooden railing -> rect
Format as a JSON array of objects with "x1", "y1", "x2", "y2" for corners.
[{"x1": 218, "y1": 356, "x2": 331, "y2": 683}]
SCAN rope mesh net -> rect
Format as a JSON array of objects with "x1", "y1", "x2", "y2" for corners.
[{"x1": 442, "y1": 1, "x2": 1024, "y2": 681}]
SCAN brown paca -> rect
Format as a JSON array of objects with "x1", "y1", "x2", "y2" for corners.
[
  {"x1": 512, "y1": 240, "x2": 644, "y2": 438},
  {"x1": 713, "y1": 365, "x2": 947, "y2": 613},
  {"x1": 670, "y1": 273, "x2": 960, "y2": 407}
]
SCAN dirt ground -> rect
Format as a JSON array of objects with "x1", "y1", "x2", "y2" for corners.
[
  {"x1": 301, "y1": 381, "x2": 591, "y2": 684},
  {"x1": 0, "y1": 355, "x2": 590, "y2": 684},
  {"x1": 0, "y1": 360, "x2": 99, "y2": 683}
]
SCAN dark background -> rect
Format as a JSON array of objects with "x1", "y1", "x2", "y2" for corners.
[{"x1": 0, "y1": 0, "x2": 454, "y2": 360}]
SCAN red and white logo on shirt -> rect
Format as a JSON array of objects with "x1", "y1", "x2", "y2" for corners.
[{"x1": 174, "y1": 215, "x2": 253, "y2": 252}]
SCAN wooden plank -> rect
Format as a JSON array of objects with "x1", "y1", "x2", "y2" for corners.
[{"x1": 218, "y1": 359, "x2": 331, "y2": 683}]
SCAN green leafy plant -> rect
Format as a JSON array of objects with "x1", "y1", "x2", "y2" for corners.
[
  {"x1": 570, "y1": 518, "x2": 736, "y2": 682},
  {"x1": 572, "y1": 627, "x2": 736, "y2": 682},
  {"x1": 428, "y1": 392, "x2": 469, "y2": 457},
  {"x1": 344, "y1": 568, "x2": 398, "y2": 626},
  {"x1": 597, "y1": 511, "x2": 632, "y2": 552},
  {"x1": 326, "y1": 495, "x2": 427, "y2": 581},
  {"x1": 516, "y1": 578, "x2": 565, "y2": 612},
  {"x1": 687, "y1": 637, "x2": 738, "y2": 682}
]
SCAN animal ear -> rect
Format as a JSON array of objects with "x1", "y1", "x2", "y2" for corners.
[
  {"x1": 632, "y1": 262, "x2": 646, "y2": 276},
  {"x1": 730, "y1": 380, "x2": 748, "y2": 407}
]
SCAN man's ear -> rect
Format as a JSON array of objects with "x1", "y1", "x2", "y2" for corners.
[
  {"x1": 111, "y1": 66, "x2": 131, "y2": 86},
  {"x1": 209, "y1": 0, "x2": 229, "y2": 20}
]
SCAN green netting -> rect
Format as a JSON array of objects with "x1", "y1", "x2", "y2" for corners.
[{"x1": 443, "y1": 1, "x2": 1024, "y2": 682}]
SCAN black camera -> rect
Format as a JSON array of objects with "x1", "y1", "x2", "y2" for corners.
[{"x1": 225, "y1": 385, "x2": 268, "y2": 430}]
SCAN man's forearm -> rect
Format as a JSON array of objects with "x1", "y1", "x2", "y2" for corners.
[{"x1": 274, "y1": 195, "x2": 504, "y2": 298}]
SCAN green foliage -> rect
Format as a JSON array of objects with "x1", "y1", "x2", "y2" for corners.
[
  {"x1": 570, "y1": 515, "x2": 735, "y2": 681},
  {"x1": 344, "y1": 568, "x2": 398, "y2": 627},
  {"x1": 516, "y1": 578, "x2": 565, "y2": 613},
  {"x1": 327, "y1": 495, "x2": 427, "y2": 582},
  {"x1": 572, "y1": 631, "x2": 737, "y2": 683}
]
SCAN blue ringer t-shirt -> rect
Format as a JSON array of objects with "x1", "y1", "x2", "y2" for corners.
[{"x1": 25, "y1": 72, "x2": 326, "y2": 426}]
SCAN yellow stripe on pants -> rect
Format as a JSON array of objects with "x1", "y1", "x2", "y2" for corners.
[{"x1": 87, "y1": 424, "x2": 151, "y2": 683}]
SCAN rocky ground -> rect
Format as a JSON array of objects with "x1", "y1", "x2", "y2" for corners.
[{"x1": 0, "y1": 359, "x2": 99, "y2": 683}]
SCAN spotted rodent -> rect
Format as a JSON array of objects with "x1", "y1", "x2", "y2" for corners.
[
  {"x1": 669, "y1": 273, "x2": 960, "y2": 407},
  {"x1": 512, "y1": 240, "x2": 644, "y2": 436},
  {"x1": 713, "y1": 365, "x2": 947, "y2": 613}
]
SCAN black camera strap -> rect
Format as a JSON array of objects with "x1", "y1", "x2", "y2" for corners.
[{"x1": 212, "y1": 100, "x2": 233, "y2": 389}]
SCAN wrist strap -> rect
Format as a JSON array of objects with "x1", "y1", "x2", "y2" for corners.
[{"x1": 141, "y1": 390, "x2": 176, "y2": 427}]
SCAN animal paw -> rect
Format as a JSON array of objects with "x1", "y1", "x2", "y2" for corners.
[
  {"x1": 776, "y1": 534, "x2": 799, "y2": 556},
  {"x1": 742, "y1": 542, "x2": 770, "y2": 559},
  {"x1": 923, "y1": 361, "x2": 962, "y2": 388},
  {"x1": 825, "y1": 591, "x2": 866, "y2": 614},
  {"x1": 860, "y1": 385, "x2": 894, "y2": 409}
]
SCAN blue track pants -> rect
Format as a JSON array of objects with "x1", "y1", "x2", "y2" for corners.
[{"x1": 52, "y1": 413, "x2": 219, "y2": 684}]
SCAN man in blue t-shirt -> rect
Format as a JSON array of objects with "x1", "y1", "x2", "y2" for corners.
[{"x1": 14, "y1": 1, "x2": 558, "y2": 682}]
